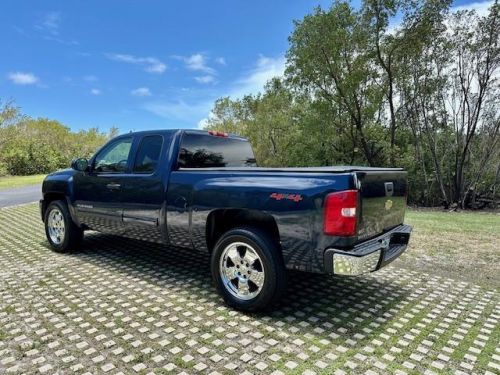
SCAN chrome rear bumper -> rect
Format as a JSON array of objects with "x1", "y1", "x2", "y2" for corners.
[
  {"x1": 332, "y1": 250, "x2": 381, "y2": 275},
  {"x1": 324, "y1": 224, "x2": 412, "y2": 276}
]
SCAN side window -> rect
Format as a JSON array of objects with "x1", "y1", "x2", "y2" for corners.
[
  {"x1": 133, "y1": 135, "x2": 163, "y2": 173},
  {"x1": 94, "y1": 138, "x2": 133, "y2": 173}
]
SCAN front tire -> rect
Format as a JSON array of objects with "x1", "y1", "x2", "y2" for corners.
[
  {"x1": 44, "y1": 200, "x2": 83, "y2": 252},
  {"x1": 211, "y1": 227, "x2": 287, "y2": 311}
]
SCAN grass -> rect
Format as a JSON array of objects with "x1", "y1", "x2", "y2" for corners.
[
  {"x1": 0, "y1": 174, "x2": 46, "y2": 190},
  {"x1": 395, "y1": 209, "x2": 500, "y2": 288}
]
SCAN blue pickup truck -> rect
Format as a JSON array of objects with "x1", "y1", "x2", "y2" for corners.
[{"x1": 40, "y1": 129, "x2": 411, "y2": 311}]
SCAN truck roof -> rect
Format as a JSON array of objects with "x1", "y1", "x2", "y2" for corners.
[{"x1": 117, "y1": 129, "x2": 247, "y2": 140}]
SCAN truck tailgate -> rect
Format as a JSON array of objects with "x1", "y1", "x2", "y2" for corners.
[{"x1": 356, "y1": 170, "x2": 408, "y2": 241}]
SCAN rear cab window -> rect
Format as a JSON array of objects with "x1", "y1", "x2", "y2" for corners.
[
  {"x1": 133, "y1": 135, "x2": 163, "y2": 173},
  {"x1": 178, "y1": 133, "x2": 256, "y2": 168}
]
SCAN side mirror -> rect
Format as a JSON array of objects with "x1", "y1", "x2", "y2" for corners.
[{"x1": 71, "y1": 158, "x2": 89, "y2": 172}]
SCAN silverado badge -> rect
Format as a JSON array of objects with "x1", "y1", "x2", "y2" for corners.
[{"x1": 385, "y1": 199, "x2": 393, "y2": 210}]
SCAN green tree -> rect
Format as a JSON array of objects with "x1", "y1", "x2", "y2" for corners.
[
  {"x1": 448, "y1": 3, "x2": 500, "y2": 206},
  {"x1": 287, "y1": 1, "x2": 384, "y2": 166},
  {"x1": 0, "y1": 102, "x2": 116, "y2": 176},
  {"x1": 200, "y1": 0, "x2": 500, "y2": 208}
]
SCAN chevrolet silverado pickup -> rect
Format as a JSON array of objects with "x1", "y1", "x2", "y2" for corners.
[{"x1": 40, "y1": 129, "x2": 411, "y2": 311}]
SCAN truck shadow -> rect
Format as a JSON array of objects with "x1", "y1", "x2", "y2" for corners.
[{"x1": 56, "y1": 232, "x2": 409, "y2": 340}]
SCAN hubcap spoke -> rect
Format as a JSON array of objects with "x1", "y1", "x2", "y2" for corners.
[
  {"x1": 237, "y1": 279, "x2": 250, "y2": 295},
  {"x1": 226, "y1": 247, "x2": 240, "y2": 265},
  {"x1": 219, "y1": 241, "x2": 265, "y2": 301},
  {"x1": 222, "y1": 259, "x2": 236, "y2": 281},
  {"x1": 248, "y1": 269, "x2": 265, "y2": 289},
  {"x1": 243, "y1": 249, "x2": 259, "y2": 267}
]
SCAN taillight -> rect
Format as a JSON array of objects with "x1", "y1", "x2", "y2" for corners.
[
  {"x1": 208, "y1": 130, "x2": 228, "y2": 137},
  {"x1": 323, "y1": 190, "x2": 358, "y2": 236}
]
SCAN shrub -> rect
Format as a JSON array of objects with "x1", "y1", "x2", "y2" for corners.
[{"x1": 0, "y1": 106, "x2": 116, "y2": 176}]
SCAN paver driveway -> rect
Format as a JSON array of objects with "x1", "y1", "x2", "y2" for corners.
[{"x1": 0, "y1": 204, "x2": 499, "y2": 374}]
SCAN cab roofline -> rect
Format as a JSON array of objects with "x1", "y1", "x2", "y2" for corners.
[{"x1": 115, "y1": 129, "x2": 247, "y2": 141}]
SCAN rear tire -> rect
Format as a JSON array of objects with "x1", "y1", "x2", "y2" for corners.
[
  {"x1": 211, "y1": 227, "x2": 287, "y2": 312},
  {"x1": 44, "y1": 200, "x2": 83, "y2": 253}
]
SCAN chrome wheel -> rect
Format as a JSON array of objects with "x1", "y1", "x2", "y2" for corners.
[
  {"x1": 47, "y1": 208, "x2": 65, "y2": 245},
  {"x1": 219, "y1": 242, "x2": 265, "y2": 300}
]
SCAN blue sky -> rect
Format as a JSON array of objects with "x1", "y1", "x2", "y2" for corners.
[{"x1": 0, "y1": 0, "x2": 492, "y2": 133}]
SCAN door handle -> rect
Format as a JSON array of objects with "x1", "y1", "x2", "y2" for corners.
[{"x1": 106, "y1": 183, "x2": 121, "y2": 190}]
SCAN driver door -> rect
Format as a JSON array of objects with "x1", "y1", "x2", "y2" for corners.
[{"x1": 73, "y1": 136, "x2": 134, "y2": 234}]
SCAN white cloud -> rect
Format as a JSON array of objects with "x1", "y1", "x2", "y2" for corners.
[
  {"x1": 131, "y1": 87, "x2": 152, "y2": 97},
  {"x1": 106, "y1": 53, "x2": 166, "y2": 74},
  {"x1": 388, "y1": 0, "x2": 494, "y2": 34},
  {"x1": 197, "y1": 55, "x2": 286, "y2": 128},
  {"x1": 229, "y1": 55, "x2": 286, "y2": 99},
  {"x1": 34, "y1": 11, "x2": 78, "y2": 45},
  {"x1": 215, "y1": 57, "x2": 226, "y2": 65},
  {"x1": 194, "y1": 75, "x2": 216, "y2": 84},
  {"x1": 36, "y1": 11, "x2": 61, "y2": 36},
  {"x1": 144, "y1": 55, "x2": 285, "y2": 128},
  {"x1": 452, "y1": 0, "x2": 494, "y2": 16},
  {"x1": 174, "y1": 53, "x2": 219, "y2": 83},
  {"x1": 7, "y1": 72, "x2": 39, "y2": 85},
  {"x1": 182, "y1": 53, "x2": 216, "y2": 74},
  {"x1": 197, "y1": 114, "x2": 215, "y2": 129},
  {"x1": 90, "y1": 88, "x2": 101, "y2": 95}
]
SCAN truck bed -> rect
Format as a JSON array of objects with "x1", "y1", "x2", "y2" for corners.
[{"x1": 178, "y1": 165, "x2": 408, "y2": 244}]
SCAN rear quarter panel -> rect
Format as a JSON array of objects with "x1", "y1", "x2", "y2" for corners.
[{"x1": 166, "y1": 170, "x2": 353, "y2": 272}]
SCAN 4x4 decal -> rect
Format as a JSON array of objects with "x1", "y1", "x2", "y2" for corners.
[{"x1": 270, "y1": 192, "x2": 303, "y2": 202}]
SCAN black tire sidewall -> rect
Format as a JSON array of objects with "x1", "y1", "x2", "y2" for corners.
[
  {"x1": 211, "y1": 228, "x2": 284, "y2": 311},
  {"x1": 44, "y1": 201, "x2": 74, "y2": 252}
]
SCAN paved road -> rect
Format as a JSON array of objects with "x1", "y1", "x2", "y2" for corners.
[{"x1": 0, "y1": 184, "x2": 42, "y2": 208}]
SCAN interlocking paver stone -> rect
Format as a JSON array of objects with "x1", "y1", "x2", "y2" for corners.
[
  {"x1": 101, "y1": 363, "x2": 115, "y2": 372},
  {"x1": 0, "y1": 203, "x2": 498, "y2": 374}
]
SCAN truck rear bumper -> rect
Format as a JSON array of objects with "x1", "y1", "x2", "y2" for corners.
[{"x1": 324, "y1": 224, "x2": 412, "y2": 275}]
